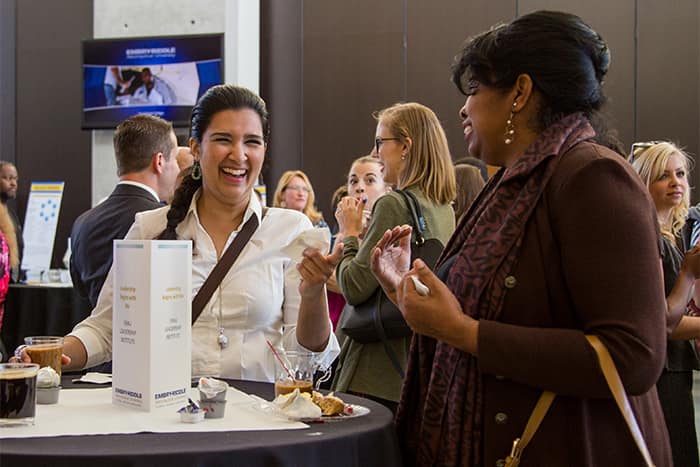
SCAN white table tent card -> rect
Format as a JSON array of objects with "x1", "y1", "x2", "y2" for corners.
[{"x1": 112, "y1": 240, "x2": 192, "y2": 411}]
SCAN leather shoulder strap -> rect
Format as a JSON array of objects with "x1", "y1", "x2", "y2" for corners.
[
  {"x1": 505, "y1": 336, "x2": 656, "y2": 467},
  {"x1": 586, "y1": 335, "x2": 655, "y2": 467},
  {"x1": 191, "y1": 209, "x2": 266, "y2": 325},
  {"x1": 394, "y1": 189, "x2": 426, "y2": 244}
]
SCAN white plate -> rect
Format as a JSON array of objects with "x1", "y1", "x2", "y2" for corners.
[
  {"x1": 251, "y1": 396, "x2": 370, "y2": 423},
  {"x1": 299, "y1": 404, "x2": 370, "y2": 423}
]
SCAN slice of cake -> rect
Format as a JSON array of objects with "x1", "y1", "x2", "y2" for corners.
[{"x1": 317, "y1": 392, "x2": 345, "y2": 416}]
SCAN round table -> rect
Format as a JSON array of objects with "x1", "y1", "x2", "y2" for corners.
[{"x1": 0, "y1": 377, "x2": 402, "y2": 467}]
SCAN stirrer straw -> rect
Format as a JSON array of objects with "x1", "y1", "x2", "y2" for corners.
[{"x1": 266, "y1": 340, "x2": 295, "y2": 381}]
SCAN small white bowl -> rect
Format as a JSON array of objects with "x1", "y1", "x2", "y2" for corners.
[
  {"x1": 37, "y1": 386, "x2": 60, "y2": 404},
  {"x1": 179, "y1": 410, "x2": 205, "y2": 423}
]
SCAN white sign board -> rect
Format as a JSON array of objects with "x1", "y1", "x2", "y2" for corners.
[
  {"x1": 21, "y1": 182, "x2": 64, "y2": 276},
  {"x1": 112, "y1": 240, "x2": 192, "y2": 411}
]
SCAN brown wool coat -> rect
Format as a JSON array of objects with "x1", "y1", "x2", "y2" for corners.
[{"x1": 476, "y1": 142, "x2": 673, "y2": 466}]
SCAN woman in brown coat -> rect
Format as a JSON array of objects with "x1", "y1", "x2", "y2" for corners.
[{"x1": 371, "y1": 11, "x2": 672, "y2": 466}]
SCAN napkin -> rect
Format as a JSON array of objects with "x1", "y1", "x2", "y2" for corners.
[
  {"x1": 73, "y1": 372, "x2": 112, "y2": 384},
  {"x1": 281, "y1": 228, "x2": 331, "y2": 259},
  {"x1": 198, "y1": 377, "x2": 228, "y2": 399},
  {"x1": 37, "y1": 366, "x2": 60, "y2": 388},
  {"x1": 271, "y1": 389, "x2": 322, "y2": 419}
]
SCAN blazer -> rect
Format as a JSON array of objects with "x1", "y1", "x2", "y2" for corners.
[
  {"x1": 475, "y1": 142, "x2": 672, "y2": 466},
  {"x1": 69, "y1": 183, "x2": 161, "y2": 308}
]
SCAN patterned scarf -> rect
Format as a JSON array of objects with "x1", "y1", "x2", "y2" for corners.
[{"x1": 395, "y1": 113, "x2": 596, "y2": 466}]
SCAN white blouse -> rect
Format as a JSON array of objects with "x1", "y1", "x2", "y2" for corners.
[{"x1": 70, "y1": 191, "x2": 339, "y2": 382}]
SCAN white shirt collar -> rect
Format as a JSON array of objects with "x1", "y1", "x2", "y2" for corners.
[
  {"x1": 117, "y1": 180, "x2": 160, "y2": 203},
  {"x1": 186, "y1": 188, "x2": 263, "y2": 231}
]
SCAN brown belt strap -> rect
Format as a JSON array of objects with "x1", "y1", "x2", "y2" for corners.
[
  {"x1": 505, "y1": 335, "x2": 655, "y2": 467},
  {"x1": 191, "y1": 212, "x2": 261, "y2": 325}
]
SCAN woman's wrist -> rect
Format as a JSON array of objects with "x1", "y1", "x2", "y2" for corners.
[
  {"x1": 340, "y1": 228, "x2": 361, "y2": 238},
  {"x1": 443, "y1": 314, "x2": 479, "y2": 355}
]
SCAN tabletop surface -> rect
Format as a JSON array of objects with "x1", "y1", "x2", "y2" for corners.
[{"x1": 0, "y1": 376, "x2": 402, "y2": 467}]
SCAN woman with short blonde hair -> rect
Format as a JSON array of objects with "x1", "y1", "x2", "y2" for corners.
[{"x1": 272, "y1": 170, "x2": 326, "y2": 227}]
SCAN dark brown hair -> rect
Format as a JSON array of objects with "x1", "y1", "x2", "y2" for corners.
[
  {"x1": 158, "y1": 85, "x2": 269, "y2": 240},
  {"x1": 452, "y1": 10, "x2": 623, "y2": 154}
]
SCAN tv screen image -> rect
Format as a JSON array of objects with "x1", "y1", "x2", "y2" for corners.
[{"x1": 82, "y1": 34, "x2": 223, "y2": 129}]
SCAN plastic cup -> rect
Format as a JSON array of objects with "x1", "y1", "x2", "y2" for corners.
[
  {"x1": 0, "y1": 363, "x2": 39, "y2": 426},
  {"x1": 273, "y1": 350, "x2": 317, "y2": 397}
]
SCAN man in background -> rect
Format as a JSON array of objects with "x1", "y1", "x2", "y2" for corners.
[
  {"x1": 176, "y1": 146, "x2": 194, "y2": 172},
  {"x1": 133, "y1": 67, "x2": 176, "y2": 105},
  {"x1": 0, "y1": 161, "x2": 23, "y2": 282},
  {"x1": 69, "y1": 114, "x2": 179, "y2": 309}
]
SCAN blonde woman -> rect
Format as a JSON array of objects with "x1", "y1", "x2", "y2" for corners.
[
  {"x1": 272, "y1": 170, "x2": 327, "y2": 228},
  {"x1": 630, "y1": 140, "x2": 700, "y2": 467},
  {"x1": 0, "y1": 202, "x2": 18, "y2": 331},
  {"x1": 332, "y1": 102, "x2": 456, "y2": 409}
]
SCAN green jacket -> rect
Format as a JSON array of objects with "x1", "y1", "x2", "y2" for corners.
[{"x1": 333, "y1": 187, "x2": 455, "y2": 401}]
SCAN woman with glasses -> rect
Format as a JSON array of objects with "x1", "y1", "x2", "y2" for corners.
[
  {"x1": 331, "y1": 102, "x2": 456, "y2": 411},
  {"x1": 369, "y1": 11, "x2": 672, "y2": 466},
  {"x1": 629, "y1": 141, "x2": 700, "y2": 467},
  {"x1": 272, "y1": 170, "x2": 328, "y2": 229}
]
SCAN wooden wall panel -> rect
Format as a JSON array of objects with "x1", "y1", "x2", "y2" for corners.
[
  {"x1": 637, "y1": 0, "x2": 699, "y2": 188},
  {"x1": 0, "y1": 0, "x2": 16, "y2": 165},
  {"x1": 16, "y1": 0, "x2": 93, "y2": 267},
  {"x1": 260, "y1": 0, "x2": 303, "y2": 196},
  {"x1": 406, "y1": 0, "x2": 515, "y2": 161},
  {"x1": 261, "y1": 0, "x2": 700, "y2": 212},
  {"x1": 518, "y1": 1, "x2": 636, "y2": 152},
  {"x1": 301, "y1": 0, "x2": 405, "y2": 217}
]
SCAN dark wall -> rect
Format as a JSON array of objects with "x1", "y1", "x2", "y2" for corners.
[
  {"x1": 262, "y1": 0, "x2": 700, "y2": 217},
  {"x1": 0, "y1": 0, "x2": 16, "y2": 165},
  {"x1": 15, "y1": 0, "x2": 93, "y2": 267},
  {"x1": 2, "y1": 1, "x2": 699, "y2": 268}
]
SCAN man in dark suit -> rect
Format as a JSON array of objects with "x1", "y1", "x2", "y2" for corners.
[{"x1": 70, "y1": 114, "x2": 180, "y2": 309}]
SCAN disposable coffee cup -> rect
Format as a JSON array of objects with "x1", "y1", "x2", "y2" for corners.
[
  {"x1": 198, "y1": 377, "x2": 228, "y2": 419},
  {"x1": 24, "y1": 336, "x2": 64, "y2": 376},
  {"x1": 199, "y1": 389, "x2": 226, "y2": 419},
  {"x1": 0, "y1": 363, "x2": 39, "y2": 427}
]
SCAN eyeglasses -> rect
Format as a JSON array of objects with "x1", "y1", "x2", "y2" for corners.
[
  {"x1": 285, "y1": 185, "x2": 310, "y2": 194},
  {"x1": 375, "y1": 137, "x2": 401, "y2": 153},
  {"x1": 629, "y1": 140, "x2": 663, "y2": 162}
]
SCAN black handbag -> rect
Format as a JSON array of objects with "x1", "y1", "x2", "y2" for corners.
[{"x1": 339, "y1": 190, "x2": 444, "y2": 373}]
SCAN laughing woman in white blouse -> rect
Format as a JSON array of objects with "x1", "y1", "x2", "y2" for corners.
[{"x1": 18, "y1": 85, "x2": 339, "y2": 381}]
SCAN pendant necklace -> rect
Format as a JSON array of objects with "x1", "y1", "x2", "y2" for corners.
[{"x1": 217, "y1": 286, "x2": 229, "y2": 349}]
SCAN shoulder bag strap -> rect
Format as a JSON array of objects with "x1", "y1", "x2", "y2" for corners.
[
  {"x1": 394, "y1": 189, "x2": 426, "y2": 243},
  {"x1": 191, "y1": 208, "x2": 267, "y2": 325},
  {"x1": 504, "y1": 391, "x2": 555, "y2": 467},
  {"x1": 505, "y1": 337, "x2": 655, "y2": 467},
  {"x1": 372, "y1": 189, "x2": 424, "y2": 378},
  {"x1": 585, "y1": 335, "x2": 655, "y2": 467}
]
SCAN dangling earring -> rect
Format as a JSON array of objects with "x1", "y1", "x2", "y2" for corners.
[
  {"x1": 191, "y1": 160, "x2": 202, "y2": 180},
  {"x1": 504, "y1": 101, "x2": 517, "y2": 145}
]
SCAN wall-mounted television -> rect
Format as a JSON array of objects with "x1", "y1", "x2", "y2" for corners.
[{"x1": 82, "y1": 33, "x2": 224, "y2": 129}]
